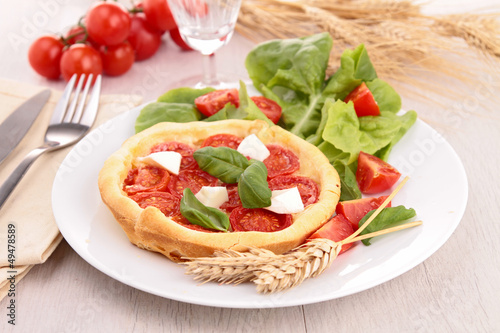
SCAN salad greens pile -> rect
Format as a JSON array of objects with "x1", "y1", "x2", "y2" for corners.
[{"x1": 135, "y1": 32, "x2": 417, "y2": 201}]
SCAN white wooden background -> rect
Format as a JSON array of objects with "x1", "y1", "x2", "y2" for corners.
[{"x1": 1, "y1": 0, "x2": 499, "y2": 332}]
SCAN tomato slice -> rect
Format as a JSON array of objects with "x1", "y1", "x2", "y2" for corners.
[
  {"x1": 123, "y1": 166, "x2": 170, "y2": 195},
  {"x1": 230, "y1": 207, "x2": 292, "y2": 232},
  {"x1": 250, "y1": 96, "x2": 282, "y2": 124},
  {"x1": 308, "y1": 214, "x2": 355, "y2": 254},
  {"x1": 167, "y1": 169, "x2": 218, "y2": 196},
  {"x1": 344, "y1": 82, "x2": 380, "y2": 117},
  {"x1": 356, "y1": 151, "x2": 401, "y2": 194},
  {"x1": 263, "y1": 144, "x2": 300, "y2": 178},
  {"x1": 194, "y1": 89, "x2": 239, "y2": 117},
  {"x1": 150, "y1": 141, "x2": 198, "y2": 169},
  {"x1": 219, "y1": 184, "x2": 242, "y2": 213},
  {"x1": 129, "y1": 191, "x2": 180, "y2": 217},
  {"x1": 268, "y1": 175, "x2": 319, "y2": 207},
  {"x1": 336, "y1": 195, "x2": 391, "y2": 230},
  {"x1": 201, "y1": 134, "x2": 242, "y2": 149}
]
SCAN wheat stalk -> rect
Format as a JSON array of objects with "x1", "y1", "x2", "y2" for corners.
[{"x1": 183, "y1": 177, "x2": 423, "y2": 293}]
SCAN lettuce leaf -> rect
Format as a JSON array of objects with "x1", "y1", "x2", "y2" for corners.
[{"x1": 134, "y1": 102, "x2": 201, "y2": 133}]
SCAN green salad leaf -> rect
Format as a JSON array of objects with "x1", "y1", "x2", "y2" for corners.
[
  {"x1": 180, "y1": 188, "x2": 230, "y2": 232},
  {"x1": 134, "y1": 102, "x2": 201, "y2": 133},
  {"x1": 157, "y1": 87, "x2": 215, "y2": 104},
  {"x1": 358, "y1": 206, "x2": 417, "y2": 245}
]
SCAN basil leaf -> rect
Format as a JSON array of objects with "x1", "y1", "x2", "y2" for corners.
[
  {"x1": 193, "y1": 146, "x2": 250, "y2": 184},
  {"x1": 180, "y1": 188, "x2": 229, "y2": 232},
  {"x1": 238, "y1": 160, "x2": 272, "y2": 208},
  {"x1": 358, "y1": 206, "x2": 417, "y2": 245}
]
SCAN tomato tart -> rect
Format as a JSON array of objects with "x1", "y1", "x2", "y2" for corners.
[{"x1": 98, "y1": 119, "x2": 340, "y2": 262}]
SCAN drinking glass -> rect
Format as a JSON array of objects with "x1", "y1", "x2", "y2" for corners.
[{"x1": 167, "y1": 0, "x2": 243, "y2": 88}]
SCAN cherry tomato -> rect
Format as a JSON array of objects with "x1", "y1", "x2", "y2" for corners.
[
  {"x1": 263, "y1": 144, "x2": 300, "y2": 179},
  {"x1": 268, "y1": 175, "x2": 319, "y2": 207},
  {"x1": 151, "y1": 141, "x2": 198, "y2": 169},
  {"x1": 230, "y1": 207, "x2": 292, "y2": 232},
  {"x1": 28, "y1": 35, "x2": 64, "y2": 79},
  {"x1": 142, "y1": 0, "x2": 177, "y2": 32},
  {"x1": 308, "y1": 214, "x2": 355, "y2": 254},
  {"x1": 100, "y1": 41, "x2": 135, "y2": 76},
  {"x1": 59, "y1": 44, "x2": 103, "y2": 83},
  {"x1": 250, "y1": 96, "x2": 282, "y2": 124},
  {"x1": 194, "y1": 89, "x2": 240, "y2": 117},
  {"x1": 86, "y1": 2, "x2": 131, "y2": 46},
  {"x1": 128, "y1": 13, "x2": 163, "y2": 61},
  {"x1": 169, "y1": 27, "x2": 193, "y2": 51},
  {"x1": 129, "y1": 191, "x2": 180, "y2": 217},
  {"x1": 336, "y1": 195, "x2": 391, "y2": 230},
  {"x1": 344, "y1": 82, "x2": 380, "y2": 117},
  {"x1": 64, "y1": 26, "x2": 87, "y2": 45},
  {"x1": 356, "y1": 151, "x2": 401, "y2": 194},
  {"x1": 167, "y1": 169, "x2": 218, "y2": 196},
  {"x1": 123, "y1": 166, "x2": 171, "y2": 195},
  {"x1": 219, "y1": 184, "x2": 242, "y2": 213},
  {"x1": 201, "y1": 134, "x2": 242, "y2": 149}
]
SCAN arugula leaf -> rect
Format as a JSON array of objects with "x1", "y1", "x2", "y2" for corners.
[
  {"x1": 333, "y1": 161, "x2": 362, "y2": 201},
  {"x1": 180, "y1": 188, "x2": 229, "y2": 232},
  {"x1": 358, "y1": 206, "x2": 417, "y2": 245},
  {"x1": 135, "y1": 102, "x2": 201, "y2": 133},
  {"x1": 238, "y1": 160, "x2": 272, "y2": 208},
  {"x1": 193, "y1": 146, "x2": 250, "y2": 184}
]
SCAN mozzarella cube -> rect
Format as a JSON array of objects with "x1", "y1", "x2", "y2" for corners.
[
  {"x1": 265, "y1": 187, "x2": 305, "y2": 214},
  {"x1": 137, "y1": 151, "x2": 182, "y2": 175},
  {"x1": 195, "y1": 186, "x2": 229, "y2": 209},
  {"x1": 237, "y1": 134, "x2": 270, "y2": 161}
]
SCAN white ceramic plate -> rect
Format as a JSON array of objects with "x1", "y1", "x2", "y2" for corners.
[{"x1": 52, "y1": 103, "x2": 468, "y2": 309}]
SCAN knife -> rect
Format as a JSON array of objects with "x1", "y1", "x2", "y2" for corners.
[{"x1": 0, "y1": 89, "x2": 51, "y2": 165}]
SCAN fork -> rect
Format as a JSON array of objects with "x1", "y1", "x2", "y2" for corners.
[{"x1": 0, "y1": 73, "x2": 101, "y2": 210}]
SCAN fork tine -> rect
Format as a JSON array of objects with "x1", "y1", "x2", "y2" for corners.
[
  {"x1": 72, "y1": 74, "x2": 92, "y2": 123},
  {"x1": 63, "y1": 74, "x2": 86, "y2": 123},
  {"x1": 49, "y1": 74, "x2": 77, "y2": 125},
  {"x1": 79, "y1": 74, "x2": 101, "y2": 127}
]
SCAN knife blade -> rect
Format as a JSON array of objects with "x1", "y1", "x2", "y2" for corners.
[{"x1": 0, "y1": 89, "x2": 51, "y2": 165}]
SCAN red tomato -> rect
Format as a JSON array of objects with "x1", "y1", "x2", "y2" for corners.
[
  {"x1": 28, "y1": 35, "x2": 64, "y2": 79},
  {"x1": 167, "y1": 169, "x2": 218, "y2": 196},
  {"x1": 194, "y1": 89, "x2": 240, "y2": 117},
  {"x1": 336, "y1": 195, "x2": 391, "y2": 230},
  {"x1": 86, "y1": 2, "x2": 131, "y2": 46},
  {"x1": 344, "y1": 82, "x2": 380, "y2": 117},
  {"x1": 169, "y1": 28, "x2": 193, "y2": 51},
  {"x1": 59, "y1": 44, "x2": 103, "y2": 83},
  {"x1": 128, "y1": 13, "x2": 163, "y2": 61},
  {"x1": 308, "y1": 214, "x2": 355, "y2": 254},
  {"x1": 123, "y1": 166, "x2": 171, "y2": 195},
  {"x1": 129, "y1": 191, "x2": 180, "y2": 217},
  {"x1": 268, "y1": 175, "x2": 319, "y2": 207},
  {"x1": 230, "y1": 207, "x2": 292, "y2": 232},
  {"x1": 201, "y1": 134, "x2": 242, "y2": 149},
  {"x1": 250, "y1": 96, "x2": 282, "y2": 124},
  {"x1": 356, "y1": 151, "x2": 401, "y2": 194},
  {"x1": 100, "y1": 41, "x2": 135, "y2": 76},
  {"x1": 219, "y1": 184, "x2": 242, "y2": 213},
  {"x1": 150, "y1": 141, "x2": 198, "y2": 169},
  {"x1": 64, "y1": 26, "x2": 87, "y2": 45},
  {"x1": 142, "y1": 0, "x2": 177, "y2": 32},
  {"x1": 263, "y1": 144, "x2": 300, "y2": 178}
]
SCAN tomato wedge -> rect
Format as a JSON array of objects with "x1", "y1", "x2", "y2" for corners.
[
  {"x1": 230, "y1": 207, "x2": 292, "y2": 232},
  {"x1": 250, "y1": 96, "x2": 282, "y2": 124},
  {"x1": 356, "y1": 151, "x2": 401, "y2": 194},
  {"x1": 308, "y1": 214, "x2": 355, "y2": 254},
  {"x1": 344, "y1": 82, "x2": 380, "y2": 117},
  {"x1": 194, "y1": 89, "x2": 239, "y2": 117},
  {"x1": 336, "y1": 195, "x2": 391, "y2": 230}
]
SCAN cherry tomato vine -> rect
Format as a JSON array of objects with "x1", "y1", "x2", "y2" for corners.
[{"x1": 28, "y1": 0, "x2": 193, "y2": 81}]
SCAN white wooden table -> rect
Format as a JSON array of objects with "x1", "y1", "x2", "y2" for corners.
[{"x1": 1, "y1": 1, "x2": 499, "y2": 332}]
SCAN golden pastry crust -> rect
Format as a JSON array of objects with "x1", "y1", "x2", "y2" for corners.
[{"x1": 98, "y1": 119, "x2": 340, "y2": 262}]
